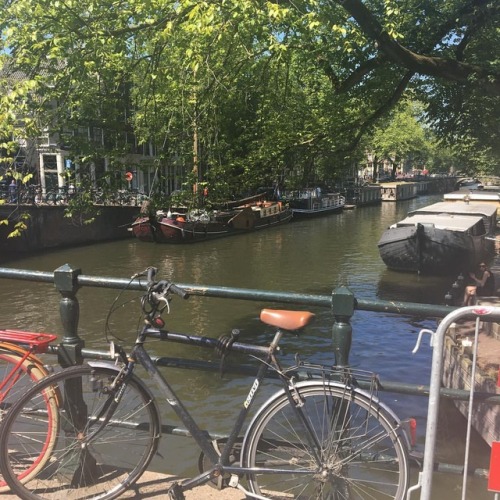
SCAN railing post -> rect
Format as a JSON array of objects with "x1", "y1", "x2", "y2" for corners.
[
  {"x1": 54, "y1": 263, "x2": 83, "y2": 366},
  {"x1": 331, "y1": 286, "x2": 356, "y2": 367}
]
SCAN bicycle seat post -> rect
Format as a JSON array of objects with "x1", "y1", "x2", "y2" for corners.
[{"x1": 331, "y1": 286, "x2": 356, "y2": 367}]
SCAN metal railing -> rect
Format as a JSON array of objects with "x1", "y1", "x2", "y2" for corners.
[
  {"x1": 1, "y1": 263, "x2": 500, "y2": 498},
  {"x1": 1, "y1": 263, "x2": 499, "y2": 403}
]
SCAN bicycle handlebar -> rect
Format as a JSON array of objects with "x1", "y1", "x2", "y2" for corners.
[
  {"x1": 166, "y1": 282, "x2": 190, "y2": 300},
  {"x1": 135, "y1": 267, "x2": 190, "y2": 325},
  {"x1": 135, "y1": 266, "x2": 190, "y2": 300}
]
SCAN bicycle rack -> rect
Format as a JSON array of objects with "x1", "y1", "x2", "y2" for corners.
[
  {"x1": 0, "y1": 329, "x2": 58, "y2": 353},
  {"x1": 408, "y1": 305, "x2": 500, "y2": 500}
]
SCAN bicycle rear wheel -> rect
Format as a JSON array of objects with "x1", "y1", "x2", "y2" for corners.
[
  {"x1": 242, "y1": 381, "x2": 410, "y2": 499},
  {"x1": 0, "y1": 364, "x2": 160, "y2": 500},
  {"x1": 0, "y1": 344, "x2": 56, "y2": 492}
]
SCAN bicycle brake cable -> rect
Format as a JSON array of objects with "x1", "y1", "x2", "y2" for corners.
[{"x1": 104, "y1": 273, "x2": 147, "y2": 343}]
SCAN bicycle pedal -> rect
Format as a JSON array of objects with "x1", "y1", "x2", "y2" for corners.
[
  {"x1": 228, "y1": 474, "x2": 239, "y2": 488},
  {"x1": 167, "y1": 482, "x2": 186, "y2": 500}
]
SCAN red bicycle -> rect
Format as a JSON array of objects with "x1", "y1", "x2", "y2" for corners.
[{"x1": 0, "y1": 329, "x2": 59, "y2": 492}]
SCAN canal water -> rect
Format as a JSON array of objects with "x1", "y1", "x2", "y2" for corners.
[{"x1": 0, "y1": 193, "x2": 494, "y2": 499}]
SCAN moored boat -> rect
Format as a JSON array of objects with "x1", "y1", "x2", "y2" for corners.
[
  {"x1": 444, "y1": 188, "x2": 500, "y2": 217},
  {"x1": 342, "y1": 184, "x2": 382, "y2": 206},
  {"x1": 409, "y1": 201, "x2": 497, "y2": 235},
  {"x1": 377, "y1": 207, "x2": 495, "y2": 275},
  {"x1": 283, "y1": 188, "x2": 345, "y2": 218},
  {"x1": 130, "y1": 201, "x2": 292, "y2": 243},
  {"x1": 380, "y1": 182, "x2": 418, "y2": 202}
]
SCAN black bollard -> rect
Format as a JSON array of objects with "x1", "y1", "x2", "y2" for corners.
[
  {"x1": 54, "y1": 263, "x2": 83, "y2": 366},
  {"x1": 331, "y1": 286, "x2": 356, "y2": 367}
]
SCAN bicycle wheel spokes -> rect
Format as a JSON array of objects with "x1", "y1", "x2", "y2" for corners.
[
  {"x1": 0, "y1": 365, "x2": 160, "y2": 500},
  {"x1": 244, "y1": 383, "x2": 409, "y2": 499},
  {"x1": 0, "y1": 349, "x2": 52, "y2": 492},
  {"x1": 0, "y1": 350, "x2": 44, "y2": 416}
]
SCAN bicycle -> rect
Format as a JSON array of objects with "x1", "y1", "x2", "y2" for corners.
[
  {"x1": 0, "y1": 268, "x2": 411, "y2": 499},
  {"x1": 0, "y1": 329, "x2": 59, "y2": 492}
]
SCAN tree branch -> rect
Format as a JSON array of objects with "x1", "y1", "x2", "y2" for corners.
[{"x1": 335, "y1": 0, "x2": 500, "y2": 94}]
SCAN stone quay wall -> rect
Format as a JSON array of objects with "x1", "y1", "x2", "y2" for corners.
[{"x1": 0, "y1": 205, "x2": 138, "y2": 260}]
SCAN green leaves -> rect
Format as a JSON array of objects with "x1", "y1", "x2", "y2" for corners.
[{"x1": 0, "y1": 0, "x2": 497, "y2": 203}]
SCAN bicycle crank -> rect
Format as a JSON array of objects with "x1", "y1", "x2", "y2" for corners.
[{"x1": 197, "y1": 437, "x2": 242, "y2": 489}]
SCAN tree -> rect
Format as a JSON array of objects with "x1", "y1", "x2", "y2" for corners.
[
  {"x1": 0, "y1": 0, "x2": 498, "y2": 194},
  {"x1": 368, "y1": 100, "x2": 432, "y2": 178},
  {"x1": 329, "y1": 0, "x2": 499, "y2": 169}
]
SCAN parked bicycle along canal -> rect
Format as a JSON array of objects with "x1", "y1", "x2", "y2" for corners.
[{"x1": 0, "y1": 192, "x2": 494, "y2": 499}]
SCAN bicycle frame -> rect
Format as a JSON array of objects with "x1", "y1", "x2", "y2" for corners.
[
  {"x1": 115, "y1": 324, "x2": 312, "y2": 491},
  {"x1": 116, "y1": 325, "x2": 402, "y2": 499}
]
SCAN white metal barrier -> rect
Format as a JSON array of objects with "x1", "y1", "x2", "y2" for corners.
[{"x1": 408, "y1": 305, "x2": 500, "y2": 500}]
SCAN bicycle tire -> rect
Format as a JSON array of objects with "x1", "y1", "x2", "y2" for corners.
[
  {"x1": 0, "y1": 345, "x2": 57, "y2": 493},
  {"x1": 242, "y1": 380, "x2": 410, "y2": 499},
  {"x1": 0, "y1": 363, "x2": 161, "y2": 500}
]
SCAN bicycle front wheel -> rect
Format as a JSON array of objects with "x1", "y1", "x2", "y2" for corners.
[
  {"x1": 0, "y1": 364, "x2": 160, "y2": 500},
  {"x1": 0, "y1": 345, "x2": 56, "y2": 493},
  {"x1": 242, "y1": 381, "x2": 410, "y2": 499}
]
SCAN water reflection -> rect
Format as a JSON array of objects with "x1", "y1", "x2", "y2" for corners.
[{"x1": 377, "y1": 268, "x2": 452, "y2": 303}]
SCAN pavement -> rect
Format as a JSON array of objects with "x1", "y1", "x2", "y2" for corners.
[
  {"x1": 105, "y1": 471, "x2": 247, "y2": 499},
  {"x1": 1, "y1": 471, "x2": 246, "y2": 499}
]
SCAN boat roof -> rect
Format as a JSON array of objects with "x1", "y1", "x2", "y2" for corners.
[
  {"x1": 444, "y1": 191, "x2": 500, "y2": 201},
  {"x1": 409, "y1": 201, "x2": 497, "y2": 217},
  {"x1": 380, "y1": 181, "x2": 416, "y2": 187},
  {"x1": 393, "y1": 213, "x2": 485, "y2": 231}
]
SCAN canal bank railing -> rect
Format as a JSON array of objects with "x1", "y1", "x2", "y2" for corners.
[{"x1": 1, "y1": 264, "x2": 500, "y2": 499}]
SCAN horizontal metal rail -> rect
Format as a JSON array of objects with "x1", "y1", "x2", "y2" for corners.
[
  {"x1": 0, "y1": 265, "x2": 453, "y2": 315},
  {"x1": 69, "y1": 347, "x2": 500, "y2": 405}
]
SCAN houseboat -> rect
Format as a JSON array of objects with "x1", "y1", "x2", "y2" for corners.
[
  {"x1": 342, "y1": 184, "x2": 382, "y2": 206},
  {"x1": 378, "y1": 203, "x2": 496, "y2": 275},
  {"x1": 283, "y1": 189, "x2": 345, "y2": 218},
  {"x1": 444, "y1": 189, "x2": 500, "y2": 217},
  {"x1": 380, "y1": 182, "x2": 418, "y2": 202},
  {"x1": 131, "y1": 201, "x2": 292, "y2": 243}
]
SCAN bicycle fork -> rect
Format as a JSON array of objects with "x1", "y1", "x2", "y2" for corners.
[{"x1": 83, "y1": 368, "x2": 130, "y2": 443}]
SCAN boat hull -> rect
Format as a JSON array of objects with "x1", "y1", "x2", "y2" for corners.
[
  {"x1": 131, "y1": 205, "x2": 293, "y2": 244},
  {"x1": 286, "y1": 191, "x2": 345, "y2": 218},
  {"x1": 130, "y1": 217, "x2": 157, "y2": 242},
  {"x1": 378, "y1": 223, "x2": 490, "y2": 275}
]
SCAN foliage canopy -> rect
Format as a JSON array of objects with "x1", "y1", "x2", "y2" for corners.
[{"x1": 1, "y1": 0, "x2": 498, "y2": 191}]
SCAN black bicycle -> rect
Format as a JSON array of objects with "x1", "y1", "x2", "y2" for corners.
[{"x1": 0, "y1": 267, "x2": 411, "y2": 499}]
